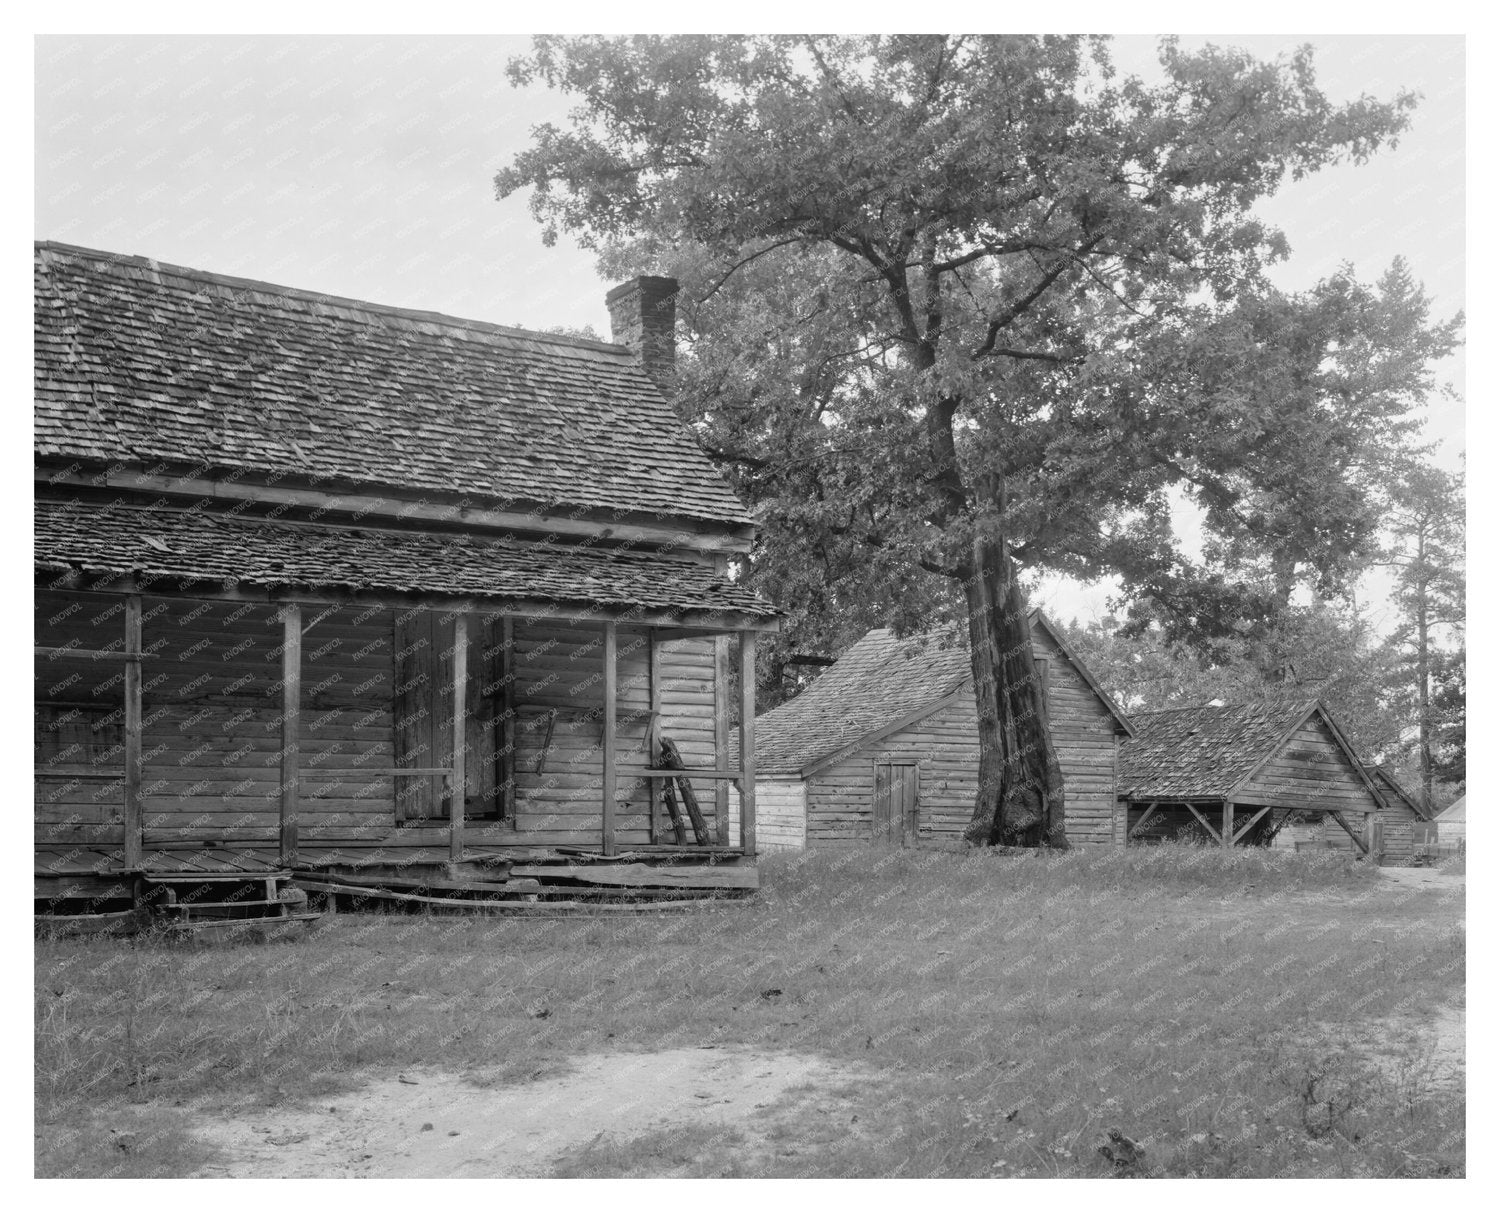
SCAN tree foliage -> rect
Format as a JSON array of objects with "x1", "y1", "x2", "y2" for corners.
[
  {"x1": 497, "y1": 35, "x2": 1436, "y2": 844},
  {"x1": 1378, "y1": 462, "x2": 1465, "y2": 808},
  {"x1": 1063, "y1": 600, "x2": 1407, "y2": 759}
]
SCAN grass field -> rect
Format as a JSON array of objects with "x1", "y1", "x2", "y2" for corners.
[{"x1": 35, "y1": 844, "x2": 1465, "y2": 1178}]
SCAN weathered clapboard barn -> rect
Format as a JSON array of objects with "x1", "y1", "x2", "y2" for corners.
[
  {"x1": 730, "y1": 613, "x2": 1134, "y2": 848},
  {"x1": 1362, "y1": 766, "x2": 1432, "y2": 862},
  {"x1": 1118, "y1": 699, "x2": 1399, "y2": 856},
  {"x1": 35, "y1": 242, "x2": 775, "y2": 919},
  {"x1": 1434, "y1": 794, "x2": 1466, "y2": 848}
]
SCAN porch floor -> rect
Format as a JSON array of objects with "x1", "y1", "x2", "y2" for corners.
[{"x1": 36, "y1": 843, "x2": 752, "y2": 880}]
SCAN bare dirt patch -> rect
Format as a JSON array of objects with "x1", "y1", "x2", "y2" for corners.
[
  {"x1": 1377, "y1": 866, "x2": 1466, "y2": 895},
  {"x1": 189, "y1": 1046, "x2": 880, "y2": 1177},
  {"x1": 1352, "y1": 1001, "x2": 1466, "y2": 1092}
]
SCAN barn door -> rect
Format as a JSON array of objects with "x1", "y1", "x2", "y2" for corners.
[{"x1": 874, "y1": 762, "x2": 918, "y2": 845}]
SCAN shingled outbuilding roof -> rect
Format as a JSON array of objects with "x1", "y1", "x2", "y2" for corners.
[
  {"x1": 33, "y1": 242, "x2": 751, "y2": 526},
  {"x1": 34, "y1": 501, "x2": 773, "y2": 621},
  {"x1": 750, "y1": 614, "x2": 1132, "y2": 776},
  {"x1": 1119, "y1": 699, "x2": 1371, "y2": 802}
]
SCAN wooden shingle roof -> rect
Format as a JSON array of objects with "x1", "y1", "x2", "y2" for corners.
[
  {"x1": 753, "y1": 629, "x2": 972, "y2": 776},
  {"x1": 33, "y1": 242, "x2": 751, "y2": 526},
  {"x1": 750, "y1": 614, "x2": 1132, "y2": 776},
  {"x1": 34, "y1": 501, "x2": 774, "y2": 620},
  {"x1": 1120, "y1": 698, "x2": 1359, "y2": 801}
]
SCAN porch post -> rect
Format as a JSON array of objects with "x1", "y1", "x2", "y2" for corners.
[
  {"x1": 601, "y1": 620, "x2": 617, "y2": 857},
  {"x1": 738, "y1": 630, "x2": 757, "y2": 855},
  {"x1": 647, "y1": 628, "x2": 661, "y2": 844},
  {"x1": 501, "y1": 616, "x2": 516, "y2": 821},
  {"x1": 1222, "y1": 799, "x2": 1233, "y2": 850},
  {"x1": 122, "y1": 594, "x2": 143, "y2": 870},
  {"x1": 280, "y1": 604, "x2": 301, "y2": 867},
  {"x1": 449, "y1": 611, "x2": 468, "y2": 866},
  {"x1": 714, "y1": 633, "x2": 731, "y2": 845}
]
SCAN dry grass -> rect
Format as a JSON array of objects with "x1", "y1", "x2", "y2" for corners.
[{"x1": 35, "y1": 844, "x2": 1463, "y2": 1177}]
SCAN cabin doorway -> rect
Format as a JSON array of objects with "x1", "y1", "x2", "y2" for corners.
[{"x1": 874, "y1": 762, "x2": 918, "y2": 845}]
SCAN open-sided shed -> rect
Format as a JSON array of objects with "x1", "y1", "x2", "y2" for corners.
[
  {"x1": 1119, "y1": 699, "x2": 1395, "y2": 855},
  {"x1": 34, "y1": 243, "x2": 775, "y2": 923},
  {"x1": 730, "y1": 613, "x2": 1134, "y2": 848}
]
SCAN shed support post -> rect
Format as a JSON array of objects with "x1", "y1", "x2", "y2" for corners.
[
  {"x1": 449, "y1": 611, "x2": 467, "y2": 866},
  {"x1": 738, "y1": 630, "x2": 756, "y2": 856},
  {"x1": 1232, "y1": 805, "x2": 1274, "y2": 845},
  {"x1": 602, "y1": 620, "x2": 617, "y2": 857},
  {"x1": 1222, "y1": 800, "x2": 1233, "y2": 849},
  {"x1": 1330, "y1": 810, "x2": 1370, "y2": 856},
  {"x1": 1126, "y1": 801, "x2": 1162, "y2": 844},
  {"x1": 123, "y1": 594, "x2": 143, "y2": 871},
  {"x1": 280, "y1": 604, "x2": 301, "y2": 868}
]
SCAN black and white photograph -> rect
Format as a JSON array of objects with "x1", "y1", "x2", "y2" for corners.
[{"x1": 29, "y1": 26, "x2": 1467, "y2": 1184}]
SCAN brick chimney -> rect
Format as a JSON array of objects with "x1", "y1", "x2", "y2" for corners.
[{"x1": 606, "y1": 275, "x2": 677, "y2": 396}]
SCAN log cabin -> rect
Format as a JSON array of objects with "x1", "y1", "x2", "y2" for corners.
[
  {"x1": 1118, "y1": 699, "x2": 1413, "y2": 857},
  {"x1": 34, "y1": 242, "x2": 776, "y2": 923},
  {"x1": 728, "y1": 613, "x2": 1134, "y2": 849}
]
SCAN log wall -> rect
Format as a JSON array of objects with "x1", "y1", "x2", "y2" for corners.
[
  {"x1": 35, "y1": 590, "x2": 725, "y2": 852},
  {"x1": 1236, "y1": 716, "x2": 1381, "y2": 813},
  {"x1": 509, "y1": 620, "x2": 718, "y2": 846},
  {"x1": 794, "y1": 623, "x2": 1123, "y2": 848},
  {"x1": 727, "y1": 778, "x2": 806, "y2": 851}
]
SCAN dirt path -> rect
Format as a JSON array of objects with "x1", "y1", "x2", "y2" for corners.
[
  {"x1": 190, "y1": 1046, "x2": 876, "y2": 1177},
  {"x1": 1377, "y1": 866, "x2": 1466, "y2": 895},
  {"x1": 1324, "y1": 868, "x2": 1464, "y2": 1091}
]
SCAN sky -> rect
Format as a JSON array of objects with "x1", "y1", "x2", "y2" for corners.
[{"x1": 32, "y1": 33, "x2": 1466, "y2": 626}]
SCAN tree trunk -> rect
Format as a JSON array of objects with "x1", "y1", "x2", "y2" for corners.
[
  {"x1": 1416, "y1": 530, "x2": 1433, "y2": 815},
  {"x1": 961, "y1": 530, "x2": 1067, "y2": 847}
]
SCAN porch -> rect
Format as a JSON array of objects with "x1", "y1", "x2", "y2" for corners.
[{"x1": 36, "y1": 572, "x2": 768, "y2": 906}]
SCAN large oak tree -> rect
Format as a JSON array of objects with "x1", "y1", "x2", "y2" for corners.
[{"x1": 498, "y1": 35, "x2": 1426, "y2": 846}]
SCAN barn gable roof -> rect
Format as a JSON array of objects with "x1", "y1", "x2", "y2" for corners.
[
  {"x1": 751, "y1": 612, "x2": 1132, "y2": 777},
  {"x1": 33, "y1": 241, "x2": 751, "y2": 527},
  {"x1": 1119, "y1": 698, "x2": 1381, "y2": 804},
  {"x1": 1434, "y1": 794, "x2": 1465, "y2": 823}
]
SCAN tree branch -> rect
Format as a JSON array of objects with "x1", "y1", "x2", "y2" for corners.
[{"x1": 698, "y1": 238, "x2": 808, "y2": 303}]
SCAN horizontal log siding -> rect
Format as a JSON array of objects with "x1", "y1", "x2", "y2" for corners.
[
  {"x1": 727, "y1": 778, "x2": 806, "y2": 851},
  {"x1": 35, "y1": 591, "x2": 132, "y2": 842},
  {"x1": 37, "y1": 592, "x2": 401, "y2": 846},
  {"x1": 802, "y1": 624, "x2": 1121, "y2": 847},
  {"x1": 138, "y1": 599, "x2": 396, "y2": 841},
  {"x1": 1237, "y1": 719, "x2": 1383, "y2": 814},
  {"x1": 36, "y1": 591, "x2": 726, "y2": 851},
  {"x1": 511, "y1": 622, "x2": 718, "y2": 845}
]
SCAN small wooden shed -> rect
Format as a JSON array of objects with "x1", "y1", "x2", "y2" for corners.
[
  {"x1": 1118, "y1": 699, "x2": 1398, "y2": 855},
  {"x1": 1361, "y1": 767, "x2": 1433, "y2": 863},
  {"x1": 1434, "y1": 794, "x2": 1466, "y2": 847},
  {"x1": 730, "y1": 613, "x2": 1134, "y2": 848}
]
